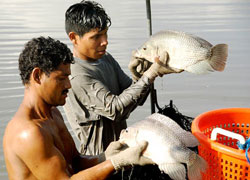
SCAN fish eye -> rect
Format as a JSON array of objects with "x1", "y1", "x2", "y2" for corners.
[
  {"x1": 143, "y1": 47, "x2": 147, "y2": 50},
  {"x1": 125, "y1": 129, "x2": 128, "y2": 133}
]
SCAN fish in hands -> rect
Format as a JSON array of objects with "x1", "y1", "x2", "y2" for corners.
[
  {"x1": 119, "y1": 113, "x2": 207, "y2": 180},
  {"x1": 130, "y1": 30, "x2": 228, "y2": 79}
]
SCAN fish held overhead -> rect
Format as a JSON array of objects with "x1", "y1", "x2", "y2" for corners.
[
  {"x1": 133, "y1": 30, "x2": 228, "y2": 75},
  {"x1": 119, "y1": 113, "x2": 207, "y2": 180}
]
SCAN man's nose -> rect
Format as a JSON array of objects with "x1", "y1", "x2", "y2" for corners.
[
  {"x1": 65, "y1": 78, "x2": 71, "y2": 89},
  {"x1": 101, "y1": 36, "x2": 108, "y2": 46}
]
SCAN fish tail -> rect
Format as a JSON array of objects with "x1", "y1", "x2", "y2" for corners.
[
  {"x1": 159, "y1": 163, "x2": 186, "y2": 180},
  {"x1": 210, "y1": 44, "x2": 228, "y2": 71},
  {"x1": 187, "y1": 153, "x2": 208, "y2": 180}
]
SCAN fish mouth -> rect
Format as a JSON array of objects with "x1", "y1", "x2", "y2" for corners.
[{"x1": 133, "y1": 49, "x2": 141, "y2": 58}]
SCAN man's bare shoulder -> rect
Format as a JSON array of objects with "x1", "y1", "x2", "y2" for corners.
[
  {"x1": 3, "y1": 109, "x2": 55, "y2": 179},
  {"x1": 3, "y1": 111, "x2": 53, "y2": 157}
]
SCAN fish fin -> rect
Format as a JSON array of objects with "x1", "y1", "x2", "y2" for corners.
[
  {"x1": 149, "y1": 113, "x2": 200, "y2": 147},
  {"x1": 158, "y1": 163, "x2": 186, "y2": 180},
  {"x1": 185, "y1": 60, "x2": 214, "y2": 74},
  {"x1": 209, "y1": 44, "x2": 228, "y2": 71},
  {"x1": 185, "y1": 44, "x2": 228, "y2": 74},
  {"x1": 187, "y1": 153, "x2": 208, "y2": 180},
  {"x1": 179, "y1": 132, "x2": 200, "y2": 147}
]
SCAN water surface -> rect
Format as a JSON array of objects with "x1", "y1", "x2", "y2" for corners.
[{"x1": 0, "y1": 0, "x2": 250, "y2": 178}]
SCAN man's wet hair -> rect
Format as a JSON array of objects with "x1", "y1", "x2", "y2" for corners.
[
  {"x1": 19, "y1": 36, "x2": 74, "y2": 85},
  {"x1": 65, "y1": 0, "x2": 111, "y2": 36}
]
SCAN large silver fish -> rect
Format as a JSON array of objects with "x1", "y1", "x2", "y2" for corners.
[
  {"x1": 119, "y1": 113, "x2": 207, "y2": 180},
  {"x1": 133, "y1": 30, "x2": 228, "y2": 74}
]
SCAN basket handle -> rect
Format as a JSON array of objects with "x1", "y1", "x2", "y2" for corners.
[{"x1": 211, "y1": 127, "x2": 246, "y2": 144}]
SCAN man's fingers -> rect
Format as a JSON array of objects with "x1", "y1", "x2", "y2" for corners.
[
  {"x1": 109, "y1": 141, "x2": 123, "y2": 150},
  {"x1": 140, "y1": 156, "x2": 155, "y2": 164},
  {"x1": 143, "y1": 60, "x2": 152, "y2": 72},
  {"x1": 136, "y1": 141, "x2": 154, "y2": 165},
  {"x1": 129, "y1": 58, "x2": 144, "y2": 81}
]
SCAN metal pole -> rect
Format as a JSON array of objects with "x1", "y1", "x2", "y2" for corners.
[
  {"x1": 145, "y1": 0, "x2": 156, "y2": 114},
  {"x1": 146, "y1": 0, "x2": 152, "y2": 36}
]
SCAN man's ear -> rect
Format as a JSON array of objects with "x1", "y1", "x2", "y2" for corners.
[
  {"x1": 68, "y1": 32, "x2": 78, "y2": 45},
  {"x1": 31, "y1": 67, "x2": 42, "y2": 84}
]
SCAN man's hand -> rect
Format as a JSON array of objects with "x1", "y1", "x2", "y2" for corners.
[
  {"x1": 129, "y1": 50, "x2": 180, "y2": 83},
  {"x1": 144, "y1": 53, "x2": 181, "y2": 83},
  {"x1": 110, "y1": 141, "x2": 154, "y2": 171},
  {"x1": 128, "y1": 51, "x2": 152, "y2": 81},
  {"x1": 105, "y1": 141, "x2": 128, "y2": 159},
  {"x1": 98, "y1": 141, "x2": 127, "y2": 163}
]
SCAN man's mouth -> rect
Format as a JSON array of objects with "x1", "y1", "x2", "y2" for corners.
[
  {"x1": 99, "y1": 50, "x2": 105, "y2": 53},
  {"x1": 98, "y1": 48, "x2": 106, "y2": 53},
  {"x1": 62, "y1": 89, "x2": 69, "y2": 95}
]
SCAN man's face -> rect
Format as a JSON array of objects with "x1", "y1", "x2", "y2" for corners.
[
  {"x1": 40, "y1": 63, "x2": 71, "y2": 106},
  {"x1": 74, "y1": 28, "x2": 108, "y2": 60}
]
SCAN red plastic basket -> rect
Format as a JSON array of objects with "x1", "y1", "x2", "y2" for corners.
[{"x1": 191, "y1": 108, "x2": 250, "y2": 180}]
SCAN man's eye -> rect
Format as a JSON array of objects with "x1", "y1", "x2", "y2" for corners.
[
  {"x1": 58, "y1": 77, "x2": 66, "y2": 81},
  {"x1": 94, "y1": 35, "x2": 100, "y2": 39},
  {"x1": 143, "y1": 47, "x2": 147, "y2": 50}
]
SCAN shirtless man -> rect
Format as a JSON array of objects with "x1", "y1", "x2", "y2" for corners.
[{"x1": 3, "y1": 37, "x2": 153, "y2": 180}]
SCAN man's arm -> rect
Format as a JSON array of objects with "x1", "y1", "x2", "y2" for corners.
[
  {"x1": 15, "y1": 124, "x2": 115, "y2": 180},
  {"x1": 112, "y1": 54, "x2": 151, "y2": 106},
  {"x1": 71, "y1": 160, "x2": 114, "y2": 180},
  {"x1": 71, "y1": 74, "x2": 150, "y2": 122}
]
